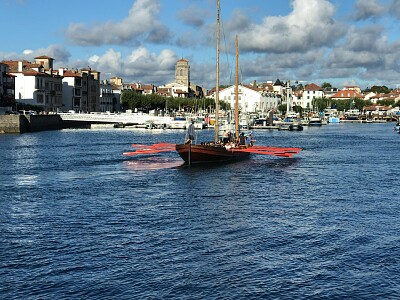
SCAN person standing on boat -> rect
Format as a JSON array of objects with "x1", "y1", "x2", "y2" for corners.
[
  {"x1": 187, "y1": 120, "x2": 195, "y2": 143},
  {"x1": 239, "y1": 132, "x2": 246, "y2": 145}
]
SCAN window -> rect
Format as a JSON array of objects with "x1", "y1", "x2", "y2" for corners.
[
  {"x1": 73, "y1": 97, "x2": 80, "y2": 107},
  {"x1": 37, "y1": 94, "x2": 44, "y2": 103}
]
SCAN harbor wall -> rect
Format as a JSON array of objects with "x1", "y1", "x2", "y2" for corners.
[{"x1": 0, "y1": 115, "x2": 62, "y2": 134}]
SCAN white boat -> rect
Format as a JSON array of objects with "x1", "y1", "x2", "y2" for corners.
[
  {"x1": 277, "y1": 116, "x2": 303, "y2": 131},
  {"x1": 324, "y1": 109, "x2": 340, "y2": 123},
  {"x1": 308, "y1": 115, "x2": 323, "y2": 126},
  {"x1": 345, "y1": 109, "x2": 360, "y2": 120},
  {"x1": 394, "y1": 122, "x2": 400, "y2": 133},
  {"x1": 168, "y1": 117, "x2": 189, "y2": 129}
]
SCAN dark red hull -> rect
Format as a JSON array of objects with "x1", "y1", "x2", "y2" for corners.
[{"x1": 175, "y1": 144, "x2": 250, "y2": 165}]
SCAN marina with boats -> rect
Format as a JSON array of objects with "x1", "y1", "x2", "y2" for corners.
[{"x1": 57, "y1": 106, "x2": 399, "y2": 130}]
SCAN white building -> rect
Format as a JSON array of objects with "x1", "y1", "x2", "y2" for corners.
[
  {"x1": 302, "y1": 83, "x2": 324, "y2": 110},
  {"x1": 3, "y1": 57, "x2": 63, "y2": 112},
  {"x1": 59, "y1": 68, "x2": 83, "y2": 112},
  {"x1": 216, "y1": 84, "x2": 279, "y2": 112},
  {"x1": 158, "y1": 82, "x2": 190, "y2": 98}
]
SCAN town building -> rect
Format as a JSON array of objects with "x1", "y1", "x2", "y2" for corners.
[
  {"x1": 175, "y1": 58, "x2": 190, "y2": 87},
  {"x1": 100, "y1": 80, "x2": 114, "y2": 112},
  {"x1": 81, "y1": 67, "x2": 100, "y2": 112},
  {"x1": 157, "y1": 82, "x2": 191, "y2": 98},
  {"x1": 302, "y1": 83, "x2": 324, "y2": 110},
  {"x1": 59, "y1": 66, "x2": 100, "y2": 112},
  {"x1": 158, "y1": 59, "x2": 204, "y2": 99},
  {"x1": 331, "y1": 89, "x2": 364, "y2": 101},
  {"x1": 214, "y1": 84, "x2": 279, "y2": 112},
  {"x1": 109, "y1": 77, "x2": 123, "y2": 112},
  {"x1": 0, "y1": 62, "x2": 16, "y2": 109},
  {"x1": 3, "y1": 56, "x2": 63, "y2": 112}
]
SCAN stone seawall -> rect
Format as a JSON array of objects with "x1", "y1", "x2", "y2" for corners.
[{"x1": 0, "y1": 115, "x2": 63, "y2": 134}]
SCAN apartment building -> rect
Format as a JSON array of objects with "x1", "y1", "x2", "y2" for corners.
[
  {"x1": 59, "y1": 67, "x2": 101, "y2": 112},
  {"x1": 2, "y1": 56, "x2": 62, "y2": 112},
  {"x1": 302, "y1": 83, "x2": 324, "y2": 110},
  {"x1": 100, "y1": 80, "x2": 114, "y2": 112},
  {"x1": 0, "y1": 62, "x2": 16, "y2": 108}
]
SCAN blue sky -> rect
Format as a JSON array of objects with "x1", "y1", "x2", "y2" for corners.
[{"x1": 1, "y1": 0, "x2": 400, "y2": 90}]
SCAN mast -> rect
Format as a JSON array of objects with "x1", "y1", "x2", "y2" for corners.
[
  {"x1": 235, "y1": 35, "x2": 239, "y2": 140},
  {"x1": 286, "y1": 80, "x2": 290, "y2": 115},
  {"x1": 214, "y1": 0, "x2": 220, "y2": 143}
]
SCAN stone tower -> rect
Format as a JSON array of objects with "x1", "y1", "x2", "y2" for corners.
[{"x1": 175, "y1": 58, "x2": 190, "y2": 87}]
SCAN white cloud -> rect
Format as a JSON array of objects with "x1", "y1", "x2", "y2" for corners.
[
  {"x1": 80, "y1": 47, "x2": 178, "y2": 84},
  {"x1": 389, "y1": 0, "x2": 400, "y2": 18},
  {"x1": 238, "y1": 0, "x2": 345, "y2": 53},
  {"x1": 65, "y1": 0, "x2": 171, "y2": 46},
  {"x1": 88, "y1": 55, "x2": 100, "y2": 64},
  {"x1": 177, "y1": 5, "x2": 208, "y2": 28},
  {"x1": 0, "y1": 45, "x2": 70, "y2": 65},
  {"x1": 353, "y1": 0, "x2": 386, "y2": 20}
]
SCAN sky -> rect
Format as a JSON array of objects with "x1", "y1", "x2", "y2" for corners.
[{"x1": 1, "y1": 0, "x2": 400, "y2": 90}]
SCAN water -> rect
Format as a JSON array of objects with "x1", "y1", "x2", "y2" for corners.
[{"x1": 1, "y1": 123, "x2": 399, "y2": 299}]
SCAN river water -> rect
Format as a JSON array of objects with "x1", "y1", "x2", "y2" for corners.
[{"x1": 1, "y1": 123, "x2": 399, "y2": 299}]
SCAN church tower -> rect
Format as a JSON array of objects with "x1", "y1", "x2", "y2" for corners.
[{"x1": 175, "y1": 58, "x2": 190, "y2": 87}]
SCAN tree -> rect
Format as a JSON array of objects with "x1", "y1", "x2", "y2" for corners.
[
  {"x1": 377, "y1": 99, "x2": 395, "y2": 107},
  {"x1": 278, "y1": 104, "x2": 287, "y2": 113},
  {"x1": 293, "y1": 105, "x2": 303, "y2": 114},
  {"x1": 370, "y1": 85, "x2": 390, "y2": 94},
  {"x1": 321, "y1": 82, "x2": 332, "y2": 89},
  {"x1": 312, "y1": 97, "x2": 329, "y2": 112}
]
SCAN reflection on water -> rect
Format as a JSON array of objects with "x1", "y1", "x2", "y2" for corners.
[{"x1": 124, "y1": 157, "x2": 184, "y2": 171}]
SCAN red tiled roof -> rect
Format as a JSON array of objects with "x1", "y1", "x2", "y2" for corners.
[
  {"x1": 34, "y1": 55, "x2": 53, "y2": 59},
  {"x1": 304, "y1": 83, "x2": 322, "y2": 91},
  {"x1": 332, "y1": 90, "x2": 363, "y2": 98},
  {"x1": 63, "y1": 70, "x2": 82, "y2": 77}
]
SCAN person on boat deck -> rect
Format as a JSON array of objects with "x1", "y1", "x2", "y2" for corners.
[
  {"x1": 245, "y1": 134, "x2": 252, "y2": 146},
  {"x1": 239, "y1": 132, "x2": 246, "y2": 145},
  {"x1": 228, "y1": 131, "x2": 233, "y2": 142},
  {"x1": 223, "y1": 130, "x2": 229, "y2": 144},
  {"x1": 225, "y1": 141, "x2": 235, "y2": 150},
  {"x1": 187, "y1": 120, "x2": 195, "y2": 143}
]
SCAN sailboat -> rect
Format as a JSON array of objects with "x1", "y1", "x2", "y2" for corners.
[
  {"x1": 123, "y1": 1, "x2": 302, "y2": 163},
  {"x1": 175, "y1": 1, "x2": 250, "y2": 165}
]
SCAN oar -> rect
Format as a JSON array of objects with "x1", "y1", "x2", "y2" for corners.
[{"x1": 124, "y1": 143, "x2": 176, "y2": 156}]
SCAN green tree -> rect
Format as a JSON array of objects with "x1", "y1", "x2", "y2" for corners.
[
  {"x1": 293, "y1": 105, "x2": 303, "y2": 114},
  {"x1": 312, "y1": 97, "x2": 329, "y2": 112},
  {"x1": 370, "y1": 85, "x2": 390, "y2": 94},
  {"x1": 321, "y1": 82, "x2": 332, "y2": 89},
  {"x1": 377, "y1": 99, "x2": 395, "y2": 107},
  {"x1": 278, "y1": 104, "x2": 287, "y2": 113},
  {"x1": 120, "y1": 91, "x2": 229, "y2": 113}
]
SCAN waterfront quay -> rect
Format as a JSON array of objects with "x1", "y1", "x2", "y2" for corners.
[
  {"x1": 0, "y1": 114, "x2": 62, "y2": 134},
  {"x1": 1, "y1": 109, "x2": 399, "y2": 134},
  {"x1": 0, "y1": 111, "x2": 398, "y2": 134}
]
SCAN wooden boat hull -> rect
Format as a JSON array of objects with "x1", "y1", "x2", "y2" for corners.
[{"x1": 175, "y1": 144, "x2": 250, "y2": 165}]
